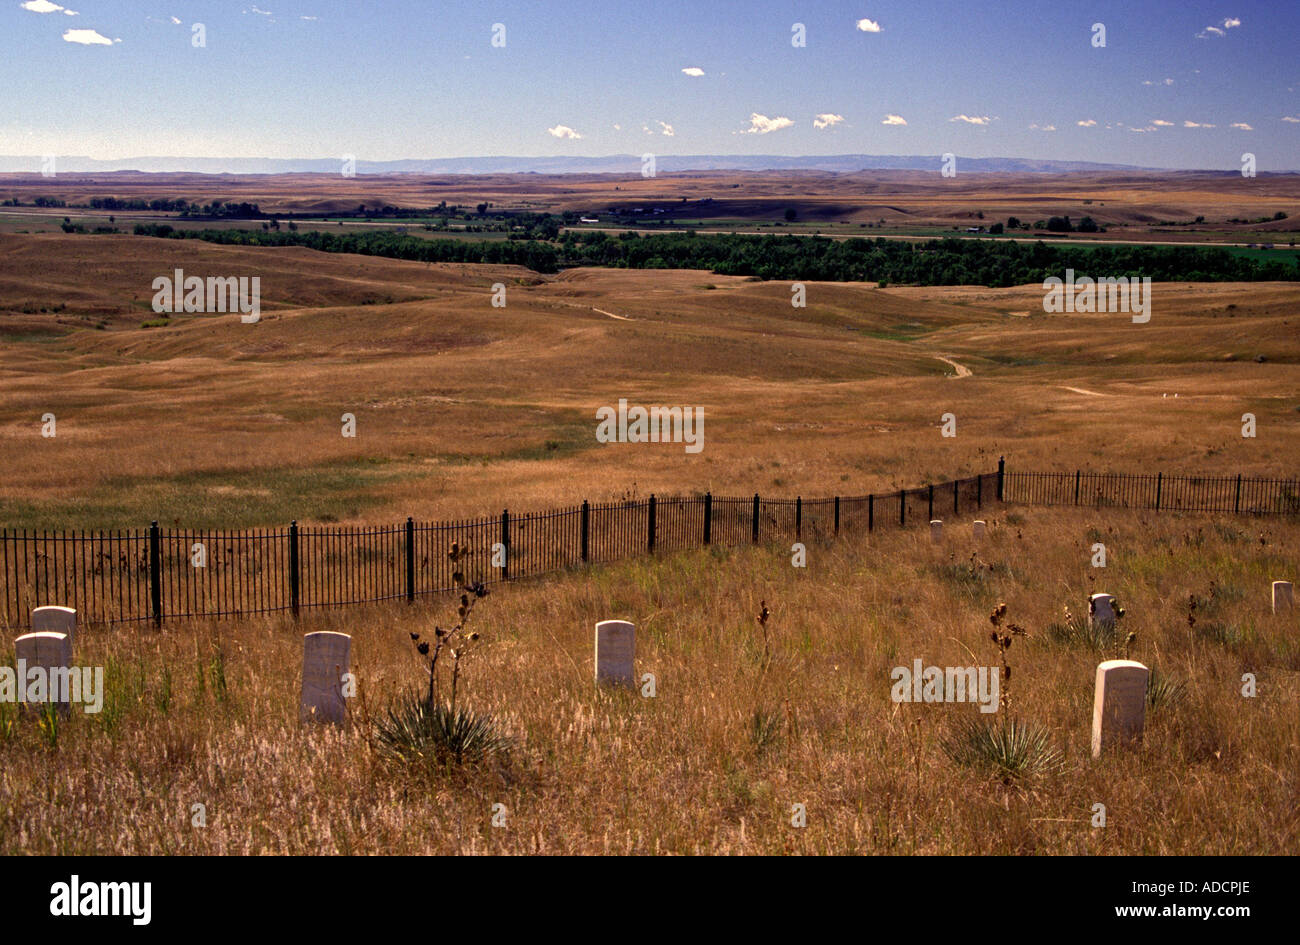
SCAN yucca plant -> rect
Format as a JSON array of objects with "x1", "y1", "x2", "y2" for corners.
[
  {"x1": 376, "y1": 541, "x2": 506, "y2": 766},
  {"x1": 1047, "y1": 604, "x2": 1119, "y2": 651},
  {"x1": 748, "y1": 707, "x2": 781, "y2": 754},
  {"x1": 375, "y1": 690, "x2": 510, "y2": 765},
  {"x1": 987, "y1": 602, "x2": 1026, "y2": 711},
  {"x1": 941, "y1": 716, "x2": 1064, "y2": 779},
  {"x1": 407, "y1": 541, "x2": 488, "y2": 713},
  {"x1": 1146, "y1": 664, "x2": 1186, "y2": 713}
]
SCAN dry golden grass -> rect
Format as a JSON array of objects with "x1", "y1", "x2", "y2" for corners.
[
  {"x1": 1, "y1": 223, "x2": 1297, "y2": 856},
  {"x1": 1, "y1": 235, "x2": 1297, "y2": 530},
  {"x1": 1, "y1": 506, "x2": 1296, "y2": 854}
]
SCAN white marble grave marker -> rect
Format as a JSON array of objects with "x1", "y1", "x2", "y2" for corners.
[
  {"x1": 595, "y1": 619, "x2": 635, "y2": 688},
  {"x1": 300, "y1": 631, "x2": 351, "y2": 724},
  {"x1": 1273, "y1": 581, "x2": 1294, "y2": 614},
  {"x1": 972, "y1": 520, "x2": 986, "y2": 540},
  {"x1": 930, "y1": 520, "x2": 943, "y2": 542},
  {"x1": 1089, "y1": 593, "x2": 1116, "y2": 631},
  {"x1": 31, "y1": 606, "x2": 76, "y2": 647},
  {"x1": 1091, "y1": 659, "x2": 1149, "y2": 758},
  {"x1": 14, "y1": 631, "x2": 73, "y2": 716}
]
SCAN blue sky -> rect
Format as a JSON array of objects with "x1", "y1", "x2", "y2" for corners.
[{"x1": 1, "y1": 0, "x2": 1297, "y2": 169}]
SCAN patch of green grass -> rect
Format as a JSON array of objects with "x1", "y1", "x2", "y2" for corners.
[
  {"x1": 982, "y1": 353, "x2": 1048, "y2": 367},
  {"x1": 860, "y1": 322, "x2": 931, "y2": 342},
  {"x1": 0, "y1": 458, "x2": 408, "y2": 530}
]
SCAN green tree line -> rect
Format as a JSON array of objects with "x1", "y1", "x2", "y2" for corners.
[{"x1": 129, "y1": 225, "x2": 1299, "y2": 285}]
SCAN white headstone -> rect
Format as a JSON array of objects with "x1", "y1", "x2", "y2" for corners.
[
  {"x1": 1089, "y1": 593, "x2": 1116, "y2": 631},
  {"x1": 972, "y1": 520, "x2": 986, "y2": 539},
  {"x1": 930, "y1": 520, "x2": 943, "y2": 542},
  {"x1": 300, "y1": 631, "x2": 351, "y2": 724},
  {"x1": 1091, "y1": 659, "x2": 1148, "y2": 758},
  {"x1": 595, "y1": 619, "x2": 635, "y2": 688},
  {"x1": 1273, "y1": 581, "x2": 1294, "y2": 614},
  {"x1": 14, "y1": 631, "x2": 73, "y2": 716},
  {"x1": 31, "y1": 606, "x2": 76, "y2": 646}
]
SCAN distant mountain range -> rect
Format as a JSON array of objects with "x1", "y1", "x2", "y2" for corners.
[{"x1": 0, "y1": 153, "x2": 1184, "y2": 175}]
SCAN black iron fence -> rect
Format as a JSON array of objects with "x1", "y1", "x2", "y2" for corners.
[
  {"x1": 5, "y1": 461, "x2": 1294, "y2": 631},
  {"x1": 0, "y1": 467, "x2": 1002, "y2": 630},
  {"x1": 1004, "y1": 470, "x2": 1300, "y2": 516}
]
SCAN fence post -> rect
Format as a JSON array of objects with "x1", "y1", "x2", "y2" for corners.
[
  {"x1": 953, "y1": 479, "x2": 959, "y2": 516},
  {"x1": 977, "y1": 474, "x2": 982, "y2": 509},
  {"x1": 1234, "y1": 474, "x2": 1242, "y2": 514},
  {"x1": 500, "y1": 510, "x2": 510, "y2": 580},
  {"x1": 1155, "y1": 473, "x2": 1163, "y2": 511},
  {"x1": 928, "y1": 484, "x2": 934, "y2": 522},
  {"x1": 796, "y1": 497, "x2": 802, "y2": 541},
  {"x1": 868, "y1": 494, "x2": 874, "y2": 532},
  {"x1": 703, "y1": 492, "x2": 712, "y2": 545},
  {"x1": 405, "y1": 517, "x2": 415, "y2": 604},
  {"x1": 149, "y1": 520, "x2": 162, "y2": 628},
  {"x1": 648, "y1": 494, "x2": 656, "y2": 552},
  {"x1": 997, "y1": 456, "x2": 1005, "y2": 502},
  {"x1": 834, "y1": 496, "x2": 840, "y2": 536},
  {"x1": 752, "y1": 494, "x2": 760, "y2": 544},
  {"x1": 1074, "y1": 469, "x2": 1081, "y2": 505},
  {"x1": 581, "y1": 500, "x2": 590, "y2": 562},
  {"x1": 288, "y1": 520, "x2": 300, "y2": 619},
  {"x1": 900, "y1": 489, "x2": 906, "y2": 526}
]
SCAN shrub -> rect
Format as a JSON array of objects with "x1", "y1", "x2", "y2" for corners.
[
  {"x1": 375, "y1": 691, "x2": 510, "y2": 765},
  {"x1": 942, "y1": 716, "x2": 1064, "y2": 779}
]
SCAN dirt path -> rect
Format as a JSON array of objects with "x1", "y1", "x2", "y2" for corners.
[
  {"x1": 934, "y1": 355, "x2": 972, "y2": 378},
  {"x1": 1058, "y1": 385, "x2": 1106, "y2": 396},
  {"x1": 592, "y1": 307, "x2": 632, "y2": 321}
]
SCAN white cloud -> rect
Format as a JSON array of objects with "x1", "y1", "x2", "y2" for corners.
[
  {"x1": 656, "y1": 121, "x2": 674, "y2": 136},
  {"x1": 1029, "y1": 123, "x2": 1056, "y2": 131},
  {"x1": 949, "y1": 114, "x2": 991, "y2": 125},
  {"x1": 1231, "y1": 122, "x2": 1253, "y2": 130},
  {"x1": 738, "y1": 113, "x2": 794, "y2": 134},
  {"x1": 681, "y1": 67, "x2": 704, "y2": 77},
  {"x1": 1142, "y1": 78, "x2": 1174, "y2": 86},
  {"x1": 855, "y1": 18, "x2": 882, "y2": 32},
  {"x1": 546, "y1": 124, "x2": 583, "y2": 139},
  {"x1": 62, "y1": 28, "x2": 115, "y2": 45},
  {"x1": 1197, "y1": 18, "x2": 1240, "y2": 39},
  {"x1": 612, "y1": 123, "x2": 622, "y2": 131},
  {"x1": 1282, "y1": 116, "x2": 1300, "y2": 123},
  {"x1": 881, "y1": 114, "x2": 908, "y2": 126},
  {"x1": 813, "y1": 113, "x2": 845, "y2": 129},
  {"x1": 1183, "y1": 120, "x2": 1216, "y2": 128},
  {"x1": 170, "y1": 15, "x2": 181, "y2": 24},
  {"x1": 1151, "y1": 119, "x2": 1174, "y2": 126},
  {"x1": 21, "y1": 1, "x2": 76, "y2": 13},
  {"x1": 1077, "y1": 119, "x2": 1097, "y2": 127}
]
